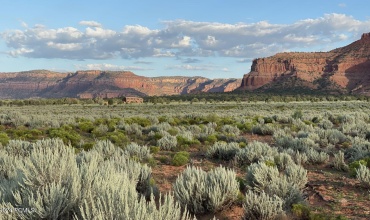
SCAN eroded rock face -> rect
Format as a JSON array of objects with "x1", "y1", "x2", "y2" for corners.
[
  {"x1": 241, "y1": 33, "x2": 370, "y2": 94},
  {"x1": 0, "y1": 70, "x2": 242, "y2": 99}
]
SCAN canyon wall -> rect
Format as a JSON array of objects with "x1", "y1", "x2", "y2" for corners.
[
  {"x1": 0, "y1": 70, "x2": 241, "y2": 99},
  {"x1": 240, "y1": 33, "x2": 370, "y2": 94}
]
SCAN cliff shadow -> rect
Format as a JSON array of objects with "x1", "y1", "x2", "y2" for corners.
[{"x1": 343, "y1": 59, "x2": 370, "y2": 93}]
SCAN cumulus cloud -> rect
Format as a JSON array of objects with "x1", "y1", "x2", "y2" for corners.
[
  {"x1": 2, "y1": 14, "x2": 370, "y2": 60},
  {"x1": 79, "y1": 21, "x2": 102, "y2": 27},
  {"x1": 47, "y1": 42, "x2": 82, "y2": 51},
  {"x1": 85, "y1": 27, "x2": 116, "y2": 38}
]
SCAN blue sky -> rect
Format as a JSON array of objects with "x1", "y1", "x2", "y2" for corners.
[{"x1": 1, "y1": 0, "x2": 369, "y2": 78}]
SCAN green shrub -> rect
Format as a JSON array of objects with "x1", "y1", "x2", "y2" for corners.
[
  {"x1": 167, "y1": 128, "x2": 178, "y2": 136},
  {"x1": 150, "y1": 146, "x2": 160, "y2": 154},
  {"x1": 206, "y1": 134, "x2": 218, "y2": 144},
  {"x1": 105, "y1": 131, "x2": 130, "y2": 146},
  {"x1": 81, "y1": 142, "x2": 94, "y2": 151},
  {"x1": 158, "y1": 155, "x2": 171, "y2": 164},
  {"x1": 292, "y1": 203, "x2": 310, "y2": 219},
  {"x1": 0, "y1": 132, "x2": 10, "y2": 146},
  {"x1": 292, "y1": 203, "x2": 350, "y2": 220},
  {"x1": 176, "y1": 135, "x2": 198, "y2": 149},
  {"x1": 172, "y1": 151, "x2": 190, "y2": 166},
  {"x1": 349, "y1": 160, "x2": 367, "y2": 177},
  {"x1": 125, "y1": 117, "x2": 151, "y2": 127},
  {"x1": 239, "y1": 142, "x2": 247, "y2": 148},
  {"x1": 48, "y1": 125, "x2": 81, "y2": 146},
  {"x1": 78, "y1": 121, "x2": 94, "y2": 133}
]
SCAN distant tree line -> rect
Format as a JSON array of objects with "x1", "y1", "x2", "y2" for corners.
[
  {"x1": 0, "y1": 91, "x2": 369, "y2": 106},
  {"x1": 144, "y1": 91, "x2": 370, "y2": 104}
]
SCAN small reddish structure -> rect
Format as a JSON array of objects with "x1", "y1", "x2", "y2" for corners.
[{"x1": 123, "y1": 96, "x2": 143, "y2": 103}]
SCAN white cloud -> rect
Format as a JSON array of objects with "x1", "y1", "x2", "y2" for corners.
[
  {"x1": 153, "y1": 49, "x2": 175, "y2": 57},
  {"x1": 122, "y1": 25, "x2": 157, "y2": 35},
  {"x1": 339, "y1": 3, "x2": 346, "y2": 8},
  {"x1": 9, "y1": 48, "x2": 33, "y2": 57},
  {"x1": 171, "y1": 36, "x2": 192, "y2": 48},
  {"x1": 79, "y1": 21, "x2": 102, "y2": 27},
  {"x1": 283, "y1": 34, "x2": 316, "y2": 43},
  {"x1": 47, "y1": 42, "x2": 82, "y2": 51},
  {"x1": 2, "y1": 14, "x2": 370, "y2": 60},
  {"x1": 85, "y1": 27, "x2": 116, "y2": 38}
]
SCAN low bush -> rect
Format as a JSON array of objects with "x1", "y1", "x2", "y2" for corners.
[
  {"x1": 0, "y1": 132, "x2": 9, "y2": 146},
  {"x1": 245, "y1": 161, "x2": 307, "y2": 211},
  {"x1": 157, "y1": 135, "x2": 177, "y2": 150},
  {"x1": 349, "y1": 160, "x2": 367, "y2": 177},
  {"x1": 305, "y1": 148, "x2": 329, "y2": 164},
  {"x1": 48, "y1": 125, "x2": 81, "y2": 146},
  {"x1": 206, "y1": 141, "x2": 239, "y2": 160},
  {"x1": 149, "y1": 146, "x2": 160, "y2": 154},
  {"x1": 356, "y1": 164, "x2": 370, "y2": 188},
  {"x1": 221, "y1": 124, "x2": 240, "y2": 136},
  {"x1": 332, "y1": 151, "x2": 349, "y2": 171},
  {"x1": 243, "y1": 190, "x2": 285, "y2": 220},
  {"x1": 236, "y1": 141, "x2": 278, "y2": 165},
  {"x1": 173, "y1": 166, "x2": 239, "y2": 214},
  {"x1": 124, "y1": 142, "x2": 152, "y2": 162},
  {"x1": 172, "y1": 151, "x2": 190, "y2": 166},
  {"x1": 251, "y1": 124, "x2": 274, "y2": 135},
  {"x1": 245, "y1": 162, "x2": 280, "y2": 191}
]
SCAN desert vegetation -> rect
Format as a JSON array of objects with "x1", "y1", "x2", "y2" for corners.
[{"x1": 0, "y1": 99, "x2": 369, "y2": 219}]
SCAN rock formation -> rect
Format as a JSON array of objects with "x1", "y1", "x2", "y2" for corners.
[
  {"x1": 240, "y1": 33, "x2": 370, "y2": 95},
  {"x1": 0, "y1": 70, "x2": 241, "y2": 99}
]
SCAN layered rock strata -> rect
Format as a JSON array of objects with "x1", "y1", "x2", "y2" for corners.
[
  {"x1": 241, "y1": 33, "x2": 370, "y2": 94},
  {"x1": 0, "y1": 70, "x2": 241, "y2": 99}
]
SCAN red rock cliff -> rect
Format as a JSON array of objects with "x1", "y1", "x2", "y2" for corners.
[
  {"x1": 0, "y1": 70, "x2": 241, "y2": 99},
  {"x1": 240, "y1": 33, "x2": 370, "y2": 94}
]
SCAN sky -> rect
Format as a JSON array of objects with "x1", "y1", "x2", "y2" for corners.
[{"x1": 0, "y1": 0, "x2": 370, "y2": 79}]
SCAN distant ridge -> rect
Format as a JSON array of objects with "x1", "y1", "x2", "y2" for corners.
[{"x1": 0, "y1": 70, "x2": 241, "y2": 99}]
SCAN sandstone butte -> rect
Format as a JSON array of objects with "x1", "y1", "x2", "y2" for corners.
[
  {"x1": 240, "y1": 32, "x2": 370, "y2": 95},
  {"x1": 0, "y1": 69, "x2": 241, "y2": 99}
]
